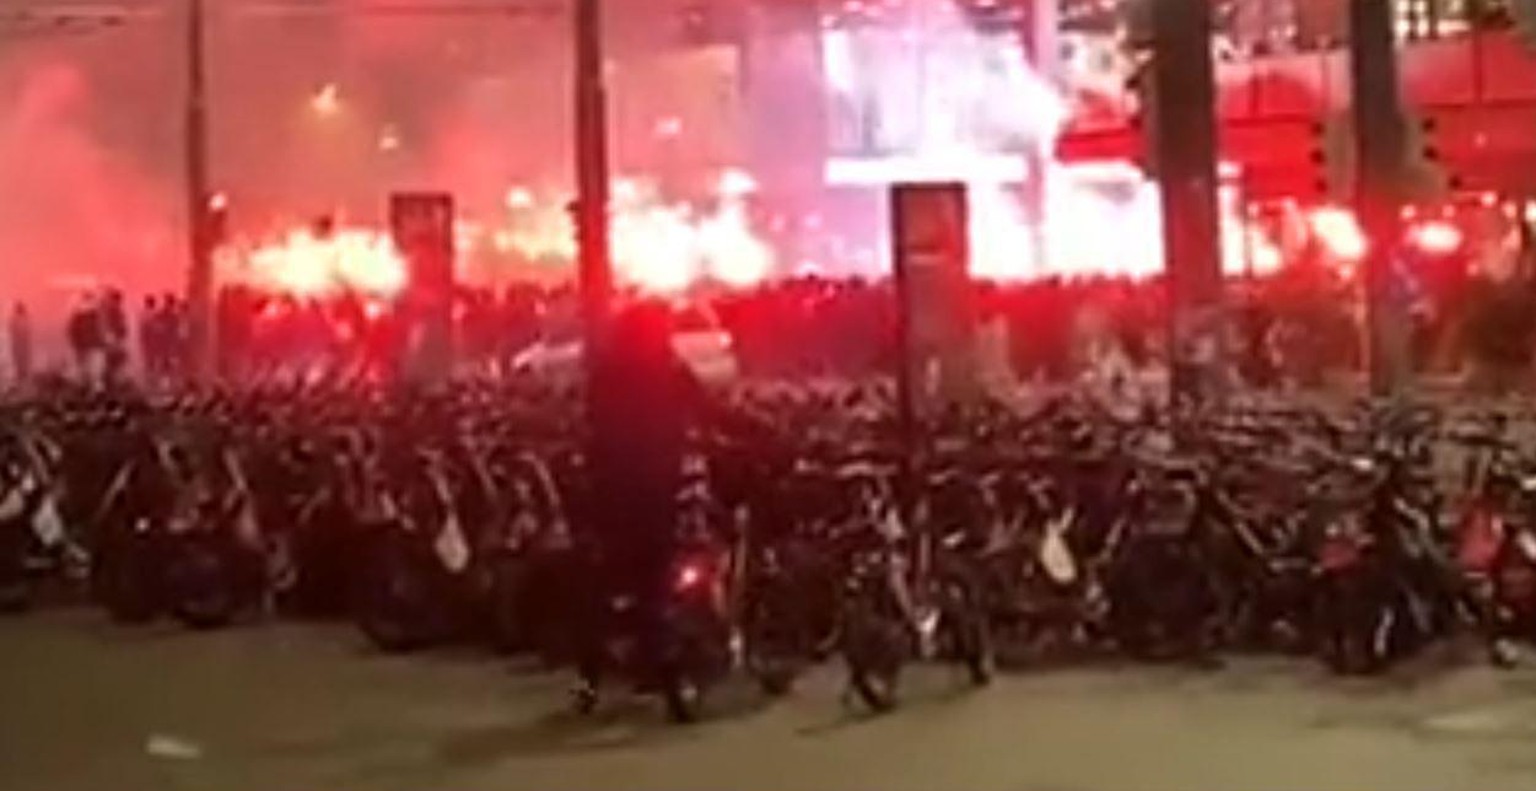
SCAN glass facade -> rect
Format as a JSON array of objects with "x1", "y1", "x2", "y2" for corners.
[{"x1": 1055, "y1": 0, "x2": 1519, "y2": 52}]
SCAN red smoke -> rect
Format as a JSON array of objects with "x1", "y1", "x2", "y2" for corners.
[{"x1": 0, "y1": 57, "x2": 177, "y2": 330}]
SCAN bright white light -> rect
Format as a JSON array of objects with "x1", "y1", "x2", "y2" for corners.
[
  {"x1": 310, "y1": 83, "x2": 342, "y2": 117},
  {"x1": 484, "y1": 170, "x2": 777, "y2": 292},
  {"x1": 968, "y1": 183, "x2": 1034, "y2": 280},
  {"x1": 613, "y1": 178, "x2": 641, "y2": 204},
  {"x1": 825, "y1": 153, "x2": 1030, "y2": 185},
  {"x1": 717, "y1": 168, "x2": 758, "y2": 198},
  {"x1": 1407, "y1": 219, "x2": 1464, "y2": 255},
  {"x1": 504, "y1": 186, "x2": 535, "y2": 210},
  {"x1": 1308, "y1": 206, "x2": 1369, "y2": 262},
  {"x1": 236, "y1": 227, "x2": 407, "y2": 298}
]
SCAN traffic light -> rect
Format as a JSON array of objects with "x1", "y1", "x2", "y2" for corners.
[
  {"x1": 1308, "y1": 119, "x2": 1328, "y2": 196},
  {"x1": 1310, "y1": 114, "x2": 1353, "y2": 199},
  {"x1": 1406, "y1": 113, "x2": 1461, "y2": 195}
]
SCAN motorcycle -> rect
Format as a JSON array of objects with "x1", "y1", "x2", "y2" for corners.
[
  {"x1": 574, "y1": 541, "x2": 735, "y2": 723},
  {"x1": 837, "y1": 467, "x2": 992, "y2": 712},
  {"x1": 93, "y1": 442, "x2": 181, "y2": 624},
  {"x1": 483, "y1": 466, "x2": 582, "y2": 665},
  {"x1": 1103, "y1": 469, "x2": 1221, "y2": 663},
  {"x1": 159, "y1": 451, "x2": 269, "y2": 629},
  {"x1": 353, "y1": 456, "x2": 477, "y2": 652},
  {"x1": 1309, "y1": 456, "x2": 1439, "y2": 675}
]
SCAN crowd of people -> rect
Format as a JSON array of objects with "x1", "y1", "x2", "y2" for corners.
[
  {"x1": 0, "y1": 252, "x2": 1513, "y2": 403},
  {"x1": 197, "y1": 274, "x2": 1344, "y2": 390},
  {"x1": 28, "y1": 290, "x2": 195, "y2": 388}
]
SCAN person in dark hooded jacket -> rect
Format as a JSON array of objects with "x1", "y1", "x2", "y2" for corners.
[{"x1": 576, "y1": 300, "x2": 762, "y2": 696}]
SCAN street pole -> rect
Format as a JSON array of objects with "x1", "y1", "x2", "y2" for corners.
[
  {"x1": 184, "y1": 0, "x2": 215, "y2": 383},
  {"x1": 1022, "y1": 0, "x2": 1058, "y2": 275},
  {"x1": 1149, "y1": 0, "x2": 1224, "y2": 409},
  {"x1": 1348, "y1": 0, "x2": 1411, "y2": 397},
  {"x1": 574, "y1": 0, "x2": 613, "y2": 368}
]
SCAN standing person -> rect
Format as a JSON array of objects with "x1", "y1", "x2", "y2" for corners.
[
  {"x1": 8, "y1": 303, "x2": 31, "y2": 384},
  {"x1": 100, "y1": 290, "x2": 129, "y2": 385},
  {"x1": 164, "y1": 294, "x2": 189, "y2": 382},
  {"x1": 575, "y1": 301, "x2": 756, "y2": 705},
  {"x1": 139, "y1": 296, "x2": 162, "y2": 384},
  {"x1": 66, "y1": 294, "x2": 103, "y2": 385}
]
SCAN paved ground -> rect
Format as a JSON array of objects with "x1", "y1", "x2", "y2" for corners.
[{"x1": 7, "y1": 612, "x2": 1536, "y2": 791}]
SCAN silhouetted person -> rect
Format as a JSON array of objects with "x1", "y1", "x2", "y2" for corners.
[
  {"x1": 8, "y1": 303, "x2": 30, "y2": 384},
  {"x1": 67, "y1": 294, "x2": 103, "y2": 384},
  {"x1": 101, "y1": 290, "x2": 128, "y2": 385},
  {"x1": 577, "y1": 301, "x2": 715, "y2": 694},
  {"x1": 164, "y1": 295, "x2": 189, "y2": 381},
  {"x1": 140, "y1": 296, "x2": 162, "y2": 383}
]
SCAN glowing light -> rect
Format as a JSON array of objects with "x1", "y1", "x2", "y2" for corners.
[
  {"x1": 377, "y1": 126, "x2": 401, "y2": 152},
  {"x1": 1250, "y1": 232, "x2": 1284, "y2": 275},
  {"x1": 1407, "y1": 219, "x2": 1464, "y2": 255},
  {"x1": 504, "y1": 187, "x2": 535, "y2": 210},
  {"x1": 1308, "y1": 206, "x2": 1369, "y2": 262},
  {"x1": 654, "y1": 116, "x2": 683, "y2": 138},
  {"x1": 717, "y1": 168, "x2": 758, "y2": 199},
  {"x1": 208, "y1": 192, "x2": 228, "y2": 211},
  {"x1": 825, "y1": 153, "x2": 1029, "y2": 185},
  {"x1": 487, "y1": 170, "x2": 777, "y2": 292},
  {"x1": 698, "y1": 205, "x2": 774, "y2": 287},
  {"x1": 233, "y1": 227, "x2": 407, "y2": 298},
  {"x1": 674, "y1": 561, "x2": 706, "y2": 592},
  {"x1": 612, "y1": 178, "x2": 641, "y2": 204},
  {"x1": 310, "y1": 83, "x2": 342, "y2": 117},
  {"x1": 613, "y1": 201, "x2": 696, "y2": 292}
]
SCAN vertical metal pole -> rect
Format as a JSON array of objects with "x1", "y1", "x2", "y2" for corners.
[
  {"x1": 1150, "y1": 0, "x2": 1224, "y2": 407},
  {"x1": 1349, "y1": 0, "x2": 1411, "y2": 396},
  {"x1": 1240, "y1": 175, "x2": 1255, "y2": 278},
  {"x1": 574, "y1": 0, "x2": 613, "y2": 373},
  {"x1": 1023, "y1": 0, "x2": 1059, "y2": 274},
  {"x1": 1519, "y1": 199, "x2": 1535, "y2": 282},
  {"x1": 185, "y1": 0, "x2": 214, "y2": 383},
  {"x1": 1472, "y1": 17, "x2": 1487, "y2": 105}
]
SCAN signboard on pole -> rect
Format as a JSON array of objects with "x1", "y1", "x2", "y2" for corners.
[
  {"x1": 389, "y1": 192, "x2": 456, "y2": 383},
  {"x1": 891, "y1": 182, "x2": 975, "y2": 419}
]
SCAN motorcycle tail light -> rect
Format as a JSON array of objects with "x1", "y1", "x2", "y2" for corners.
[{"x1": 674, "y1": 560, "x2": 708, "y2": 593}]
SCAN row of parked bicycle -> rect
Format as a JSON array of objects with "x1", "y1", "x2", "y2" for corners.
[{"x1": 2, "y1": 381, "x2": 1535, "y2": 721}]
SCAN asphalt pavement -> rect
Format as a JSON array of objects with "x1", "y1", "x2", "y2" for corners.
[{"x1": 5, "y1": 611, "x2": 1536, "y2": 791}]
